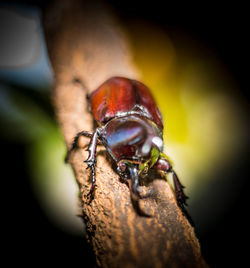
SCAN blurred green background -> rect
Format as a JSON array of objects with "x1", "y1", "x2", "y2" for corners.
[{"x1": 1, "y1": 1, "x2": 249, "y2": 267}]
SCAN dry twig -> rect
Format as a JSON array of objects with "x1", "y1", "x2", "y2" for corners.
[{"x1": 43, "y1": 1, "x2": 207, "y2": 267}]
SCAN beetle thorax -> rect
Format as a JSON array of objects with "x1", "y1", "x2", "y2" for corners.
[{"x1": 101, "y1": 115, "x2": 163, "y2": 163}]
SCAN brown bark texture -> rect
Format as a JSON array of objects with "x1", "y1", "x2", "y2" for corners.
[{"x1": 43, "y1": 1, "x2": 208, "y2": 267}]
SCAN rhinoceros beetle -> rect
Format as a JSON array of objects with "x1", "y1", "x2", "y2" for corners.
[{"x1": 66, "y1": 77, "x2": 189, "y2": 217}]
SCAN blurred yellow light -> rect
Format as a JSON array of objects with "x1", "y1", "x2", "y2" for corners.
[{"x1": 128, "y1": 22, "x2": 248, "y2": 194}]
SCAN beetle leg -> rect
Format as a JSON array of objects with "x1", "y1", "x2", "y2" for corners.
[
  {"x1": 129, "y1": 165, "x2": 141, "y2": 200},
  {"x1": 154, "y1": 157, "x2": 194, "y2": 225},
  {"x1": 127, "y1": 165, "x2": 150, "y2": 217},
  {"x1": 172, "y1": 170, "x2": 189, "y2": 207},
  {"x1": 85, "y1": 128, "x2": 102, "y2": 201},
  {"x1": 65, "y1": 131, "x2": 94, "y2": 163},
  {"x1": 154, "y1": 158, "x2": 188, "y2": 208},
  {"x1": 65, "y1": 130, "x2": 103, "y2": 163}
]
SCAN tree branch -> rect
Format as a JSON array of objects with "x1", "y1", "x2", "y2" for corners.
[{"x1": 43, "y1": 1, "x2": 207, "y2": 267}]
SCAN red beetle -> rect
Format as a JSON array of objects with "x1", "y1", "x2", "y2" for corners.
[{"x1": 66, "y1": 77, "x2": 188, "y2": 216}]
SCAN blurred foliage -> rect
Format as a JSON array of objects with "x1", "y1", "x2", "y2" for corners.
[
  {"x1": 0, "y1": 83, "x2": 83, "y2": 233},
  {"x1": 0, "y1": 84, "x2": 54, "y2": 141}
]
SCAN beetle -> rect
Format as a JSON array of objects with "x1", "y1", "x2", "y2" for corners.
[{"x1": 66, "y1": 77, "x2": 188, "y2": 215}]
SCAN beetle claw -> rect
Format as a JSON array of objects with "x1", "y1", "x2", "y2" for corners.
[{"x1": 85, "y1": 159, "x2": 96, "y2": 168}]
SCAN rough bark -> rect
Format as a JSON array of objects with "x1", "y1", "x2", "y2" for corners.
[{"x1": 43, "y1": 1, "x2": 208, "y2": 267}]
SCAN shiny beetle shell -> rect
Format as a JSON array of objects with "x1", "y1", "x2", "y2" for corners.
[{"x1": 89, "y1": 77, "x2": 163, "y2": 129}]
